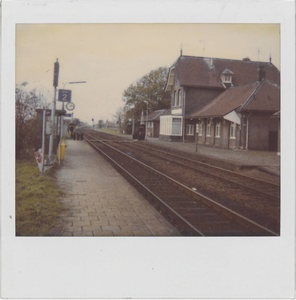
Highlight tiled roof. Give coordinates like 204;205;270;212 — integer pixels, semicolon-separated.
242;80;280;112
172;55;280;88
187;81;260;119
147;109;170;121
175;57;222;88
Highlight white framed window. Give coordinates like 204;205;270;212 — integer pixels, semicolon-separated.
172;118;182;134
215;122;221;138
223;75;232;82
206;119;211;137
198;122;203;136
160;116;182;136
174;90;178;107
186;124;194;136
178;89;182;106
230;122;236;139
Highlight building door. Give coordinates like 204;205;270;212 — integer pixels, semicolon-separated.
269;131;278;152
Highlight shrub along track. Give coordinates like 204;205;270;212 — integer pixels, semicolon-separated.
79;128;279;236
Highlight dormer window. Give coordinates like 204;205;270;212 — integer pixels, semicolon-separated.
223;75;232;83
222;69;234;87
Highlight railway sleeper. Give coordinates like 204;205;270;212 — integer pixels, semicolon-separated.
84;131;278;237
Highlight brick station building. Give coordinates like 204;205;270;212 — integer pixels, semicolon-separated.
160;54;280;151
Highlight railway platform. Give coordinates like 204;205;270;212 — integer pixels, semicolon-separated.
52;139;181;237
138;136;280;177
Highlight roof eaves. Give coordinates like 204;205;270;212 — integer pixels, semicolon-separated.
187;104;243;120
147;109;168;121
240;81;262;110
242;108;280;113
170;55;182;68
164;67;176;92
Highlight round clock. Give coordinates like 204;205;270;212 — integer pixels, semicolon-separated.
66;102;75;111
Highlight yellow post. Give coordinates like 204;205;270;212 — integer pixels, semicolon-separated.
57;142;66;160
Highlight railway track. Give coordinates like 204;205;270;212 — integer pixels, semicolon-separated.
79;128;279;236
128;143;280;200
81;128;280;200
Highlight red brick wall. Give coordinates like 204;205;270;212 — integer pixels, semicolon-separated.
184;119;196;142
248;113;278;150
196;119;242;149
185;88;223;115
214;121;229;148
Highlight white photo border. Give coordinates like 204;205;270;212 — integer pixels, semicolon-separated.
1;0;295;299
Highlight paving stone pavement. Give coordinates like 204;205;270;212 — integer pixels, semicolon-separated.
108;133;280;176
53;139;181;237
145;136;280;176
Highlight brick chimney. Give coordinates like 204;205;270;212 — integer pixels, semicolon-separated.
258;65;266;82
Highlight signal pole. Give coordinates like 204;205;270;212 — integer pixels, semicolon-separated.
48;58;59;162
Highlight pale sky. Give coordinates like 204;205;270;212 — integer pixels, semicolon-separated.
16;23;280;124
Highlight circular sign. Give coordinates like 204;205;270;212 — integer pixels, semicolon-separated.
66;102;75;111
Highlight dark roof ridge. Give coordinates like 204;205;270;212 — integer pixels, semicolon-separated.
178;54;275;67
229;80;260;89
241;80;264;110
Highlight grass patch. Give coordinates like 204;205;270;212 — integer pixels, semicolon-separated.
15;158;65;236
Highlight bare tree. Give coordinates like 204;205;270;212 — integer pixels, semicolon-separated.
15;82;49;158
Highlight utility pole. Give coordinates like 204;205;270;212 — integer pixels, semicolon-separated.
41;110;46;175
144;100;148;140
48;58;59;162
132;109;135;137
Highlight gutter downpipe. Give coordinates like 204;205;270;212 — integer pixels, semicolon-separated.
238;123;241;149
228;121;231;149
182;87;186;143
213;119;216;147
246;112;252;150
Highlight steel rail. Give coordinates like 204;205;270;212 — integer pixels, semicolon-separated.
116;141;280;201
143;143;280;187
83;133;204;236
88;129;279;199
82;130;278;236
87;129;279;188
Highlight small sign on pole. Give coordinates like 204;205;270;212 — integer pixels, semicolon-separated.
58;89;72;102
66;102;75;111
